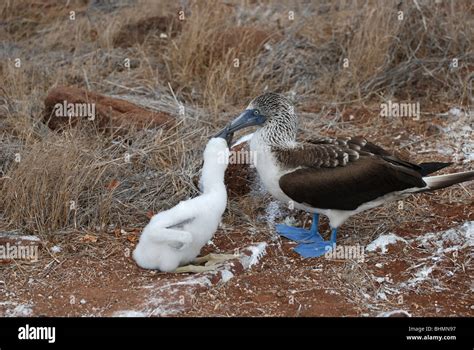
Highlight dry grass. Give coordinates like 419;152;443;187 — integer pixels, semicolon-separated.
162;1;273;113
1;120;210;234
0;0;473;236
289;0;474;104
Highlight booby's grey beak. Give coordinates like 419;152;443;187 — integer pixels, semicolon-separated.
227;109;267;134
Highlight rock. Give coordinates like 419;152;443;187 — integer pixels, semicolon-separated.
43;86;174;131
113;15;182;48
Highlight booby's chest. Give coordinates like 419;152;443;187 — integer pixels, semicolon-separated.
249;135;294;204
249;134;333;217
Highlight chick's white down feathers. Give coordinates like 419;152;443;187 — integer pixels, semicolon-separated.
133;138;229;271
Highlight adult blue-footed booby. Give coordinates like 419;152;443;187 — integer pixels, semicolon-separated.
220;92;474;258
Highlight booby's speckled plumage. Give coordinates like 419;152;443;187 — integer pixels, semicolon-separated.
222;92;474;258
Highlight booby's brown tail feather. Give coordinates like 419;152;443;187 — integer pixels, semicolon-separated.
418;162;452;176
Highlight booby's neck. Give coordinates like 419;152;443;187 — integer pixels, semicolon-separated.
199;138;229;194
200;163;226;194
257;117;298;148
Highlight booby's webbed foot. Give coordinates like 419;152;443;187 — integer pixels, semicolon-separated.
193;253;239;266
276;225;324;243
294;241;334;258
276;213;323;243
174;253;240;274
293;228;338;258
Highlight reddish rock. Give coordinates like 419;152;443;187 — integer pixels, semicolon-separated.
43;86;174;131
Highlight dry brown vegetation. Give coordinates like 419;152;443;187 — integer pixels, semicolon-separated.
0;0;472;317
1;0;472;235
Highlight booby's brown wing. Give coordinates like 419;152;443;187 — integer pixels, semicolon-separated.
304;136;424;172
276;137;427;211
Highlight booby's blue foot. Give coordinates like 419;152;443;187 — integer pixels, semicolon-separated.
276;213;323;243
293;228;338;258
276;225;324;243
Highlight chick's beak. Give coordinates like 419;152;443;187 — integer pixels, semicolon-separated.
212;124;233;145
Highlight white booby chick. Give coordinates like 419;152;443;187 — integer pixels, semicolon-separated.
133;136;233;272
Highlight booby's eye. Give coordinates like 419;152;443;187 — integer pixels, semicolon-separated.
253;110;259;115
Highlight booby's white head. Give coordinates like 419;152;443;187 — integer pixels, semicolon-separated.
224;92;298;146
200;137;229;193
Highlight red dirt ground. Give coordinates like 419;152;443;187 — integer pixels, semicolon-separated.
1;198;472;317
